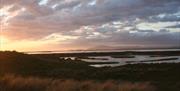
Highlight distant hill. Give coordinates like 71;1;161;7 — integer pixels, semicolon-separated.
88;45;180;51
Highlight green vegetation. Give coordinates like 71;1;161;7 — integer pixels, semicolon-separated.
0;51;180;91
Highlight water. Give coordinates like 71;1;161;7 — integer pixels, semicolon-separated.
27;49;180;67
82;55;180;67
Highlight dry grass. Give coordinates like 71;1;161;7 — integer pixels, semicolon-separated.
0;74;155;91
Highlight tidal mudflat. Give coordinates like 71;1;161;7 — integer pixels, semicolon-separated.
50;50;180;67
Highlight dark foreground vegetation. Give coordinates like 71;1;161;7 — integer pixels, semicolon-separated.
0;75;154;91
0;51;180;91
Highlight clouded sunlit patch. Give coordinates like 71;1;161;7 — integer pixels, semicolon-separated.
43;33;79;42
39;0;49;6
0;5;26;26
88;0;96;6
0;5;14;26
136;22;179;31
0;5;13;16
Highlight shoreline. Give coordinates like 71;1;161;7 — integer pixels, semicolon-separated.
25;48;180;54
31;50;180;57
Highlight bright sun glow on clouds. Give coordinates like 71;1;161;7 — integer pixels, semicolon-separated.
0;5;26;26
136;22;180;32
0;34;79;51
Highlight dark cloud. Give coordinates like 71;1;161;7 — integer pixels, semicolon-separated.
137;30;155;32
150;14;180;22
73;30;180;48
166;24;180;28
54;0;81;10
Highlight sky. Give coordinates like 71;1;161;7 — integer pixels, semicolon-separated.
0;0;180;51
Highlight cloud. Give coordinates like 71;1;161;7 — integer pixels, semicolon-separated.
0;0;180;50
137;30;155;33
66;25;180;48
166;24;180;28
149;13;180;22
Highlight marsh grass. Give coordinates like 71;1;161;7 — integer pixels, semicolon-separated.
0;75;155;91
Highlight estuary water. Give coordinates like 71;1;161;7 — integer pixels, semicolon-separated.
82;55;180;67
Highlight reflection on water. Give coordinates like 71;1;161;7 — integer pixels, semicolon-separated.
81;55;180;67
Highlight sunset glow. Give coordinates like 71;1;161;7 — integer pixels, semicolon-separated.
0;1;180;91
0;36;8;49
0;0;179;52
